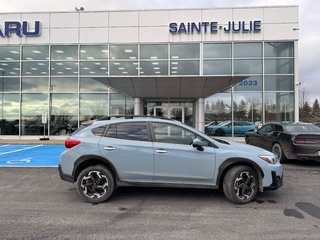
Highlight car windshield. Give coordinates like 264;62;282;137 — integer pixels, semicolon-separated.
218;121;230;126
284;124;320;132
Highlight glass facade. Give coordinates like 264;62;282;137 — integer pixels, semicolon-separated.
0;41;295;136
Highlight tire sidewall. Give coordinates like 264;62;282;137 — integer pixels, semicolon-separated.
76;165;115;204
272;143;286;163
223;166;259;204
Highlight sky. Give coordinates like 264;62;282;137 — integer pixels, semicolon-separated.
0;0;319;103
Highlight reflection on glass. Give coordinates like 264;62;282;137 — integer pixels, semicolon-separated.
265;92;294;122
22;77;48;92
80;77;107;92
203;43;231;58
140;44;168;59
234;60;262;74
0;77;20;92
80;61;108;75
21;93;48;135
50;93;78;135
203;60;231;75
51;62;78;75
110;61;138;76
51;77;78;92
80;94;108;121
233;76;262;91
170;44;200;59
264;42;294;58
140;61;168;75
0;93;19;135
22;61;49;76
22;46;49;60
264;59;294;74
109;45;138;60
0;62;20;76
234;43;262;58
80;45;108;60
170;60;199;75
233;92;262;123
0;46;20;60
264;75;294;91
51;45;78;60
110;93;133;115
205;93;231;124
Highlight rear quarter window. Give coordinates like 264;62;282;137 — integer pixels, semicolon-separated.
91;126;107;136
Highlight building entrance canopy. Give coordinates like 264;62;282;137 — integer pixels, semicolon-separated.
100;76;246;98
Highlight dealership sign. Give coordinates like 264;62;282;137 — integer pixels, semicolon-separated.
0;21;41;37
169;20;261;33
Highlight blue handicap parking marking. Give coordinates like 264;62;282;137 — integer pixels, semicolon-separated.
0;144;65;167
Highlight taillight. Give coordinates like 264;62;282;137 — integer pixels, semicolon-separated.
294;139;316;144
65;139;81;149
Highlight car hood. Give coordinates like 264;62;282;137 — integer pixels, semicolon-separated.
216;139;274;155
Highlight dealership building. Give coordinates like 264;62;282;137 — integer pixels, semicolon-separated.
0;5;298;136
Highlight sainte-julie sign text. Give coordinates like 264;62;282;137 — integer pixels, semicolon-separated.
169;20;261;33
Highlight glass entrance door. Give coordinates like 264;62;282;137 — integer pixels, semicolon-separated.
154;106;185;123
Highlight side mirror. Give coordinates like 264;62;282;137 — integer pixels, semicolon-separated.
192;138;208;151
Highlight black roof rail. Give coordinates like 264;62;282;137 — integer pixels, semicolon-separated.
97;115;175;121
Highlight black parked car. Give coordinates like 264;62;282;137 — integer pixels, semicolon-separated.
245;122;320;163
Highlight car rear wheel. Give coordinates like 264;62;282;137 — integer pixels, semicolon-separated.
272;143;287;163
215;128;225;136
77;165;115;204
223;166;258;204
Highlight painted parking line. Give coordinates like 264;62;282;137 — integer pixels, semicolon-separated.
0;144;43;156
0;144;65;167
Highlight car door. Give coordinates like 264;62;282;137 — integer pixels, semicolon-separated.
254;124;274;150
98;122;154;182
151;122;216;185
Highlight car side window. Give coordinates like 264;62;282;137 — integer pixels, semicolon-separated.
152;122;197;145
258;124;273;134
104;122;149;141
274;124;284;132
91;125;107;136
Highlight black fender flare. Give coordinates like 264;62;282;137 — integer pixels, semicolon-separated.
72;155;119;183
217;158;264;191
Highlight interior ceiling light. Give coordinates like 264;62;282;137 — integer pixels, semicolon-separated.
153;67;160;70
5;58;13;60
172;67;178;69
55;50;64;54
129;56;136;59
101;49;108;53
100;67;107;70
152;62;159;65
172;71;177;74
9;50;19;54
150;56;158;59
1;63;8;66
155;71;161;74
94;62;101;65
118;67;125;70
57;72;63;74
171;56;179;59
66;57;74;60
65;67;72;70
124;49;133;53
41;72;47;74
132;62;138;65
80;50;87;53
86;57;95;60
30;68;38;70
37;63;45;66
89;71;95;74
113;62;120;65
122;71;128;74
32;50;42;54
171;62;178;65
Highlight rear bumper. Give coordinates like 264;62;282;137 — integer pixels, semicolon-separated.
58;164;74;183
264;171;283;191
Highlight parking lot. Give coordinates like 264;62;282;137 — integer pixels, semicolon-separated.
0;143;319;240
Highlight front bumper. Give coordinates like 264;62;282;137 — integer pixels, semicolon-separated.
264;171;283;191
58;164;74;183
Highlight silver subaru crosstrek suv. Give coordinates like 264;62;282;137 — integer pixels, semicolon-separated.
59;116;283;204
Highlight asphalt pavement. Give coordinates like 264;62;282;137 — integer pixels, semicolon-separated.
0;161;319;240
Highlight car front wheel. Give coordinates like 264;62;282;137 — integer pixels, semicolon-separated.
223;166;259;204
272;143;287;163
76;165;115;204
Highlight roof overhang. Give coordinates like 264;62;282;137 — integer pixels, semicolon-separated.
97;76;247;98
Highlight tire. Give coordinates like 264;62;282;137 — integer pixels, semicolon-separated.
245;136;251;144
215;128;225;136
223;166;259;204
76;165;115;204
272;143;287;163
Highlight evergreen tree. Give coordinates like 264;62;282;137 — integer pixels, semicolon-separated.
301;101;312;122
312;99;320;118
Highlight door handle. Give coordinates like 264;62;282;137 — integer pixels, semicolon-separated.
156;149;168;154
104;146;115;151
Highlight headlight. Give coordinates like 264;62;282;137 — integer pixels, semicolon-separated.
259;154;277;164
